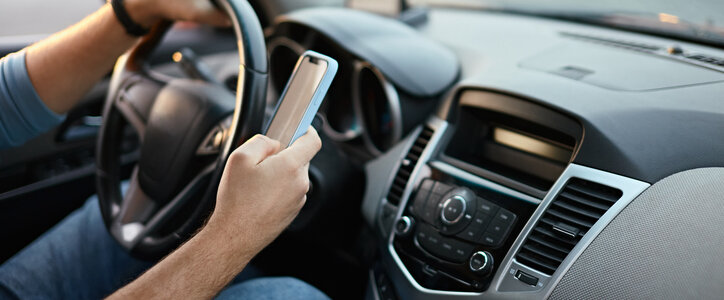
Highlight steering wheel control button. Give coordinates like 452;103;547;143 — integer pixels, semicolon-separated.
515;270;539;286
469;251;494;275
395;216;414;237
440;196;466;225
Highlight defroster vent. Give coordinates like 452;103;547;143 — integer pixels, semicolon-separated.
385;126;434;205
515;178;623;275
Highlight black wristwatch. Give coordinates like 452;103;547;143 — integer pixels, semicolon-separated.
110;0;150;37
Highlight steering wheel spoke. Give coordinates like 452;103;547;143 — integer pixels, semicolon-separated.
112;163;216;249
97;0;268;258
111;74;165;141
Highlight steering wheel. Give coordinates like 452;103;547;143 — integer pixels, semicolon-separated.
96;0;267;259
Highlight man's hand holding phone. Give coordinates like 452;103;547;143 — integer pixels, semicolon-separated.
208;129;322;257
205;50;336;266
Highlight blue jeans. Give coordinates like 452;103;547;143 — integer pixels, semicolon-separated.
0;197;328;300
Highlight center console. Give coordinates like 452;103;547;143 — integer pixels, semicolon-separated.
362;88;650;299
393;176;532;292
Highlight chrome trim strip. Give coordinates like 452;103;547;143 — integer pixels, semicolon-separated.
368;270;382;300
429;161;542;205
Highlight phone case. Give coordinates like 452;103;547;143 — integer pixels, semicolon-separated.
266;50;338;147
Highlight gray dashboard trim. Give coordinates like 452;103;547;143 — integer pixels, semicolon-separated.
278;7;460;97
381;118;650;299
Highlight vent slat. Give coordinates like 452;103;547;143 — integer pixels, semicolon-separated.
551;201;603;219
521;244;565;263
516;252;558;274
532;227;578;247
558;191;610;211
410;145;425;154
546;209;595;229
517;178;622;275
393;177;408;187
565;179;622;203
528;234;571;254
384;126;434;205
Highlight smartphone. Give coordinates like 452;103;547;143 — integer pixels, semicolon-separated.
264;51;338;148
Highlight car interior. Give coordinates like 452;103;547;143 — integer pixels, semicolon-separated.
2;0;724;299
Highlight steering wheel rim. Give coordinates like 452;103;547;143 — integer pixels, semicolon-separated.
96;0;268;259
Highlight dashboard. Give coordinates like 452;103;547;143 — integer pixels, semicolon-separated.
2;2;722;298
346;6;724;300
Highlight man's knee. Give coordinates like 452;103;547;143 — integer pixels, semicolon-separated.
216;277;329;300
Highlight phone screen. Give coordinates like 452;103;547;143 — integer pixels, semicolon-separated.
265;56;329;148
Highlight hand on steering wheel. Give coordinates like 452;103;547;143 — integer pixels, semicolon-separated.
97;0;273;259
123;0;232;28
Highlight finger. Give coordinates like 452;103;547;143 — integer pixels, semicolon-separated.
198;10;232;27
301;163;311;193
191;0;232;27
231;135;280;166
277;128;322;167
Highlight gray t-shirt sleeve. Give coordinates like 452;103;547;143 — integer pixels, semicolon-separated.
0;50;65;149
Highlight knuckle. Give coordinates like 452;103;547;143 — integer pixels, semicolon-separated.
313;136;322;151
228;149;249;165
255;134;271;143
295;175;309;193
268;138;281;150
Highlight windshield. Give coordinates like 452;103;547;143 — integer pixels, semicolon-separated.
410;0;724;47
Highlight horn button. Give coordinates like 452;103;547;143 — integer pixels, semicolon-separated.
137;79;234;202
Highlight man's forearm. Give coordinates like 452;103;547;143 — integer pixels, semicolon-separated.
25;1;155;115
107;221;256;299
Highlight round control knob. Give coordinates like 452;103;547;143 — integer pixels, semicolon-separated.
395;216;414;237
469;251;494;275
440;195;466;225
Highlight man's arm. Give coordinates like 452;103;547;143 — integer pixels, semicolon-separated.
25;0;229;115
108;129;322;299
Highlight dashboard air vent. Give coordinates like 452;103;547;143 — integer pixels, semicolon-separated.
386;126;434;205
515;178;623;275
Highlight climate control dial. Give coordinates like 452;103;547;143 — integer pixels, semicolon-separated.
440;196;466;225
437;187;477;235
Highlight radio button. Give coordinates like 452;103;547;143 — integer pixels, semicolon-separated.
456;211;492;242
478;198;499;215
493;208;516;227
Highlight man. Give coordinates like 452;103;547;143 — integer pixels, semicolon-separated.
0;0;328;299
